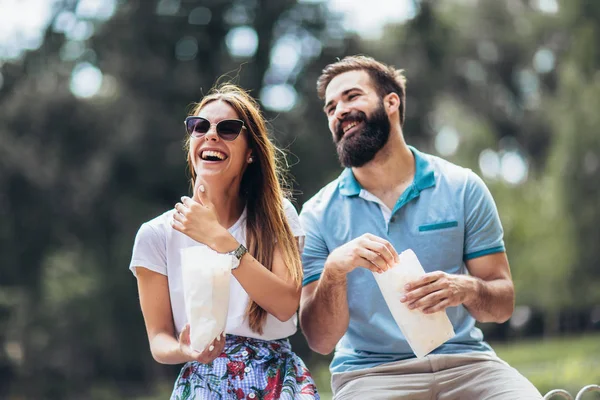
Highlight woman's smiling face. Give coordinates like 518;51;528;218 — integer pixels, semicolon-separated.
188;100;252;185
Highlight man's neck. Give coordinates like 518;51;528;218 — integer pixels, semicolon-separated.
351;130;415;210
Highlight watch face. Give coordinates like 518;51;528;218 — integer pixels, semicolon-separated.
234;244;247;260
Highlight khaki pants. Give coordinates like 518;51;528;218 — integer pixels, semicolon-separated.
332;352;542;400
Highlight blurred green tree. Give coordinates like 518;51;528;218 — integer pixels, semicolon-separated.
339;0;600;337
0;0;344;398
1;0;599;398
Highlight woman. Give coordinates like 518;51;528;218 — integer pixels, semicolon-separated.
129;84;319;399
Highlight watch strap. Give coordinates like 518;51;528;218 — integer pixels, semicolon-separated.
229;244;247;270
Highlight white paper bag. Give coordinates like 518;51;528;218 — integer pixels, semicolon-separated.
181;245;232;352
373;249;455;357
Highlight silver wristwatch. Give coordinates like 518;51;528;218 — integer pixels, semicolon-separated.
228;244;247;270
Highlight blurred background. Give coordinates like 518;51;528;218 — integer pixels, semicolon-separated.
1;0;599;398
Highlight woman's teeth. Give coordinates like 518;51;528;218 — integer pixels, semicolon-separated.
201;150;227;161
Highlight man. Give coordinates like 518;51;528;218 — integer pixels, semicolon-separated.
299;56;542;399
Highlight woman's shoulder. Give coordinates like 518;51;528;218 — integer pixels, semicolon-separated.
280;197;304;237
281;197;299;214
137;209;175;237
281;197;302;222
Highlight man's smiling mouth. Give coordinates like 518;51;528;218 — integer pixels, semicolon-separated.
339;119;364;139
343;121;359;133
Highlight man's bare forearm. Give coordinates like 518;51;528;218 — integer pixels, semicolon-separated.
463;276;514;323
300;267;350;354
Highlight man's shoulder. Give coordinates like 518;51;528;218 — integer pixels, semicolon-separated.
420;150;476;187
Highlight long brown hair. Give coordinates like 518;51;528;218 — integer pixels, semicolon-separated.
184;84;302;334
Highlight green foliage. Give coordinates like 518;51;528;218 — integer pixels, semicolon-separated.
1;0;599;398
493;334;600;396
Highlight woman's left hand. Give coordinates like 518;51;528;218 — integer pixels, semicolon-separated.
172;181;226;247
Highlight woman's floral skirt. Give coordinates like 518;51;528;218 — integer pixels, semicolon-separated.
171;335;320;400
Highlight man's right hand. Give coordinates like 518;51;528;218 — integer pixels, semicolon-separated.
324;233;399;277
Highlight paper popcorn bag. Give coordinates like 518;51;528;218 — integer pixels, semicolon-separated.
373;249;455;357
181;245;231;352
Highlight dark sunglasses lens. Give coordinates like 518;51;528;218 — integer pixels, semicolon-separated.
187;118;210;136
217;120;243;140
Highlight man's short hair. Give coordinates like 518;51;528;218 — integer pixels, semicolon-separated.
317;55;407;126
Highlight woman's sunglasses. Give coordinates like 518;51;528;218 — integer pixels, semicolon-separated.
184;116;246;141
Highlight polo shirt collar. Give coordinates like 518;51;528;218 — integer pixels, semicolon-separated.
338;145;436;197
411;146;436;191
338;168;362;196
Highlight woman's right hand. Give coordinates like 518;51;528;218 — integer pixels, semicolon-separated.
178;324;226;364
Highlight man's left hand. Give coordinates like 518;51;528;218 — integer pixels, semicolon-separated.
400;271;476;314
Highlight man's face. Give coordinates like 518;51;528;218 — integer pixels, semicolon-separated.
323;70;391;168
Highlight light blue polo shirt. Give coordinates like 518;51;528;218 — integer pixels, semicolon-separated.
299;146;505;374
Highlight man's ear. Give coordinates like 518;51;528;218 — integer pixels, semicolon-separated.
384;92;400;114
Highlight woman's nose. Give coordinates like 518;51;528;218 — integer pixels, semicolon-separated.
204;125;219;141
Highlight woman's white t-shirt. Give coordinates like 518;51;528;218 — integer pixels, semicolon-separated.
129;198;304;341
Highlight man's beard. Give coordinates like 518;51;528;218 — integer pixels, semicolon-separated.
334;102;390;168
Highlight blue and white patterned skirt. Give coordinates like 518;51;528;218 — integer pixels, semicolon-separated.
171;335;320;400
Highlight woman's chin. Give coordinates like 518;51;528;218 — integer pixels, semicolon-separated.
195;169;234;185
195;163;225;176
195;170;221;180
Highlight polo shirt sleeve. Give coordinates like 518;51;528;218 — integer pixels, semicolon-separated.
129;221;168;277
463;171;505;260
299;206;330;286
